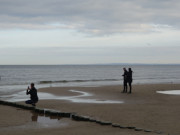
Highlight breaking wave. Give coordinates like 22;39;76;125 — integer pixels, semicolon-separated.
39;79;120;84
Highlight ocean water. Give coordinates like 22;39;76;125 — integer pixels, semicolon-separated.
0;65;180;98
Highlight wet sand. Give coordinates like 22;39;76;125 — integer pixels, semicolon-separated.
1;83;180;135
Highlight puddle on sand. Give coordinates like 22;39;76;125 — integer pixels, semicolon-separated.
0;110;69;131
157;90;180;95
30;111;65;128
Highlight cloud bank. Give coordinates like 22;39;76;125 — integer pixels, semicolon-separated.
1;0;180;35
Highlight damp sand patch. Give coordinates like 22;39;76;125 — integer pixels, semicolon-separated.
3;90;124;104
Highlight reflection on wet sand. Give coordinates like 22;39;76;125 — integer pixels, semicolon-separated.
31;112;38;121
31;111;62;126
0;109;69;131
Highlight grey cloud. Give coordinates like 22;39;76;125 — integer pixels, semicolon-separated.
0;0;180;35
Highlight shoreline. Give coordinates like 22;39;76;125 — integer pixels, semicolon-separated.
1;83;180;135
3;82;180;102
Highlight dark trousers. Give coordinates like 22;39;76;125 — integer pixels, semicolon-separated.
123;80;127;92
128;81;132;93
25;100;37;106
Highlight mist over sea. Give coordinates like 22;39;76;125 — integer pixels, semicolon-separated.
0;64;180;97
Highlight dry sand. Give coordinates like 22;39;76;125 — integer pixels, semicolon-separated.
1;83;180;135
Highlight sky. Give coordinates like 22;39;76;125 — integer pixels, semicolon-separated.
0;0;180;65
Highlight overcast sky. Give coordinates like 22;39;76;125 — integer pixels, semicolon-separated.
0;0;180;65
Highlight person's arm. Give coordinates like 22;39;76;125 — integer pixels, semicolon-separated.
26;86;30;95
122;72;125;76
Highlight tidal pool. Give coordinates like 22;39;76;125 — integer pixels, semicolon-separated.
157;90;180;95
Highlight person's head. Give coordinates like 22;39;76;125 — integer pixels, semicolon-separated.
128;68;132;72
31;83;35;88
123;68;127;71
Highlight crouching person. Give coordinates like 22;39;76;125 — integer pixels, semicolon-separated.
25;83;38;106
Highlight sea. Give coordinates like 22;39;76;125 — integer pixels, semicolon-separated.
0;65;180;101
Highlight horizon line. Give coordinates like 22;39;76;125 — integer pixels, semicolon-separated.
0;63;180;66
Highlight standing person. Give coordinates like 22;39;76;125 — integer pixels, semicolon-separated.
127;68;133;93
122;68;128;93
25;83;38;106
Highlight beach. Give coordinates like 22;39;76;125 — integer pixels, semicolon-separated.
1;83;180;135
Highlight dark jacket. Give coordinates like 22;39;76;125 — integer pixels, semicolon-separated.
127;71;133;83
122;70;128;81
27;87;38;102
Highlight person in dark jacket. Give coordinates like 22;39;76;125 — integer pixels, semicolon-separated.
122;68;128;93
127;68;133;93
25;83;38;106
